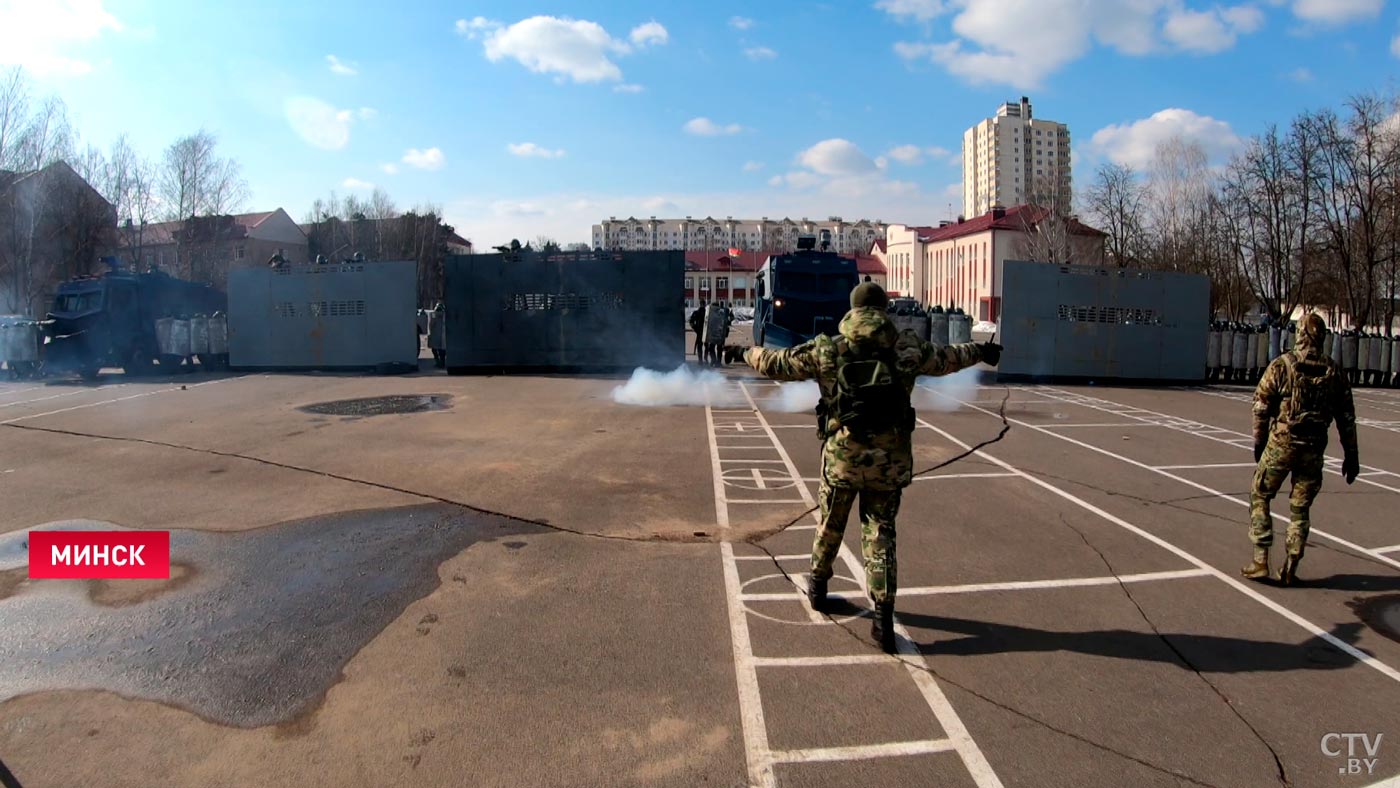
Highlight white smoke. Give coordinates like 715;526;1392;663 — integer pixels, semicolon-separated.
912;368;982;412
611;366;745;407
765;381;820;413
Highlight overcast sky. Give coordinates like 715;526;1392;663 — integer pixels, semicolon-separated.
3;0;1398;245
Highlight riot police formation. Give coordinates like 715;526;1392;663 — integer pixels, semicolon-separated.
1208;320;1396;388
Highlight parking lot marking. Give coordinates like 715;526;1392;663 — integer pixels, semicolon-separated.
1040;422;1163;429
769;739;957;764
709;384;1005;787
1375;544;1400;554
741;568;1210;601
1036;386;1400;498
752;655;890;667
0;383;130;410
1152;463;1258;470
0;376;248;426
921;404;1400;685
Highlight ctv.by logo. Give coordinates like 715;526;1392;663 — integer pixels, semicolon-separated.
1321;733;1383;776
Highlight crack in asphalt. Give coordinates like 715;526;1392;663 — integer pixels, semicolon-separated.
1053;513;1291;787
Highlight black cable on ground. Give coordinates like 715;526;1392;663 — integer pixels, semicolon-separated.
0;756;23;788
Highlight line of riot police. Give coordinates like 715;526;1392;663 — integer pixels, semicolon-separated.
1206;320;1398;387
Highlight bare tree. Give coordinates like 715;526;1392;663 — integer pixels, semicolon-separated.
1083;162;1147;267
1146;136;1213;275
158;130;247;220
1016;172;1076;264
1305;95;1400;330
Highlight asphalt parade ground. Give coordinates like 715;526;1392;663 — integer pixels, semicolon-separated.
1;354;1399;787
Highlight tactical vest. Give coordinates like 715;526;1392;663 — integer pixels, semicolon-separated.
1277;351;1336;442
816;339;911;440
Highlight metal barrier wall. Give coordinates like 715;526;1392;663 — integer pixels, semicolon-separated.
444;251;683;371
998;260;1209;381
228;261;418;370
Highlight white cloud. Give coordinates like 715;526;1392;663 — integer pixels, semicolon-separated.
326;54;357;76
0;0;124;76
1088;108;1243;168
380;163;399;175
798;139;879;176
357;107;377;120
508;142;566;159
342;177;374;190
476;15;663;83
744;46;778;60
455;16;499;40
1393;32;1400;58
1163;5;1263;53
1287;66;1314;82
729;16;755;30
642;196;680;212
1292;0;1382;25
402;147;446;170
284;96;353;150
886;144;929;164
613;83;645;93
685;117;744;136
893;0;1268;89
875;0;948;23
742;161;764;172
629;21;669;48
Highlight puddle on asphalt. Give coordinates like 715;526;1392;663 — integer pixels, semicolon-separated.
0;504;528;727
299;394;452;417
1352;594;1400;644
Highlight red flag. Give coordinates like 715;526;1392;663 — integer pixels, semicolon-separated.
728;248;742;257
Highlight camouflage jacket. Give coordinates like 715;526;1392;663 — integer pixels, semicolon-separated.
746;306;985;489
1252;344;1357;455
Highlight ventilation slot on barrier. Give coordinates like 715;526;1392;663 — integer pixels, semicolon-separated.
1057;305;1161;325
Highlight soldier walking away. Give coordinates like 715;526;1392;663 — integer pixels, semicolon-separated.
689;301;707;360
1243;314;1359;585
427;302;447;368
743;283;1001;652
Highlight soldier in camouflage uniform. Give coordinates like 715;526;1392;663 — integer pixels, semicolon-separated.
1244;313;1360;585
744;283;1000;651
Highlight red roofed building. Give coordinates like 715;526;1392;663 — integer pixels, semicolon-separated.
885;204;1106;323
115;208;308;285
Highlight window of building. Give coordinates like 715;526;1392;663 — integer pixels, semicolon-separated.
684;277;693;289
235;245;246;260
715;277;729;290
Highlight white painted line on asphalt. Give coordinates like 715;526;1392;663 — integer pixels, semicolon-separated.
726;499;809;505
769;739;957;764
0;384;129;410
919;406;1400;685
912;472;1019;481
1152;463;1258;470
1040;422;1162;429
1375;544;1400;554
1040;387;1400;495
1361;772;1400;787
720;540;776;788
0;376;247;426
741;569;1210;601
753;655;890;667
732;554;812;562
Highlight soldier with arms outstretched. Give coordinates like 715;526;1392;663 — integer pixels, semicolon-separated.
744;283;1000;651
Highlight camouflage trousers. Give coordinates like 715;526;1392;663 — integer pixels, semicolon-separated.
1250;440;1325;554
812;477;902;605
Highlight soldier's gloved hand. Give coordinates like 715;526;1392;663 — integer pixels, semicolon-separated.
1253;441;1265;464
744;347;763;367
979;341;1002;366
1343;453;1360;485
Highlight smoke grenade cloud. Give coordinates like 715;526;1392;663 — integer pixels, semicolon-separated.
764;381;820;413
611;366;745;407
912;368;982;412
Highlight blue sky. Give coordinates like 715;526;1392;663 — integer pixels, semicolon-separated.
3;0;1399;246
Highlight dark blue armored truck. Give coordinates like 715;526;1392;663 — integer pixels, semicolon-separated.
43;261;226;379
751;231;860;349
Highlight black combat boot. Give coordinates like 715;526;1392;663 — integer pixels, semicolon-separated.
1241;546;1270;580
807;576;828;612
871;602;896;653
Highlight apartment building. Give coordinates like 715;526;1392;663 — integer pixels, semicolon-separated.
962;97;1072;218
592;215;888;256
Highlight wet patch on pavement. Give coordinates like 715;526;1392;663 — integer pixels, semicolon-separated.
299;394;452;417
0;504;530;727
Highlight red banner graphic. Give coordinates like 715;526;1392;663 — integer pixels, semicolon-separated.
28;531;171;579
